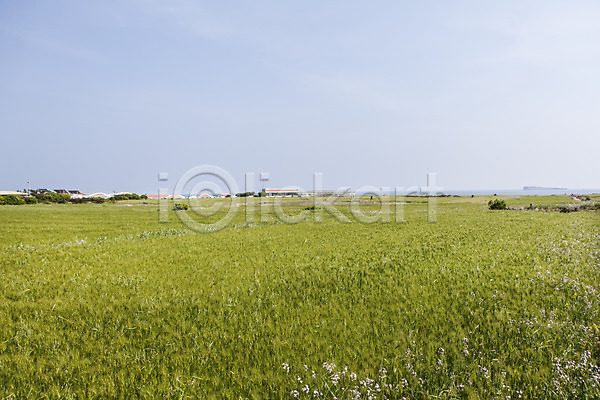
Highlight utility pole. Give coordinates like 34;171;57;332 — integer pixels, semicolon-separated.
27;181;30;196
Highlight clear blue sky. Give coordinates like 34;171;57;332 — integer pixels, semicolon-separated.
1;1;599;194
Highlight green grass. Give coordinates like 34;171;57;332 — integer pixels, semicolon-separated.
0;197;599;398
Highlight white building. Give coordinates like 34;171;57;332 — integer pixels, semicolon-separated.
88;192;111;199
0;191;27;196
265;188;299;197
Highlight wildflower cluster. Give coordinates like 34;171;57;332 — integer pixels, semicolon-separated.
284;362;393;399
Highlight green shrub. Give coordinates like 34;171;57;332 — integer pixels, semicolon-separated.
173;203;189;211
68;197;106;204
0;195;25;205
37;193;70;203
488;199;507;210
235;192;255;198
558;205;576;213
111;193;142;201
577;202;600;211
24;197;38;204
304;205;321;211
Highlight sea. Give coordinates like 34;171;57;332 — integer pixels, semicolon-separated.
370;188;600;196
440;189;600;196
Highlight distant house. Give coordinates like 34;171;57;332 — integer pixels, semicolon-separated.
265;188;299;197
145;194;184;200
146;194;169;200
88;192;111;199
66;190;86;199
188;193;214;199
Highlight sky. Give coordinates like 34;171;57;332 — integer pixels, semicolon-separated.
1;0;599;194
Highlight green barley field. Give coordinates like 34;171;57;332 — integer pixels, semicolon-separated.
1;196;599;399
